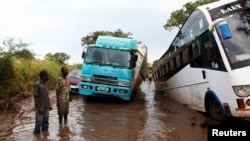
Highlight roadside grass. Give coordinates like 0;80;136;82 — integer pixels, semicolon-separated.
0;58;81;111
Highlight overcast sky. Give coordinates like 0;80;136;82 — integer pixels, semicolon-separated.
0;0;192;64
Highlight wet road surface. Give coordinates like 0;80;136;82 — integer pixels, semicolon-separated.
0;81;249;141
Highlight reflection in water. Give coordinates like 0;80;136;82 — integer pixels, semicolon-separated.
137;81;175;141
79;91;146;141
2;81;211;141
5;95;86;141
57;125;72;141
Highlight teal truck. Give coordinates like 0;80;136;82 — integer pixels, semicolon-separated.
79;36;147;101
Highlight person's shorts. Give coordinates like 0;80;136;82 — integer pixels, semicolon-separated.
58;102;69;115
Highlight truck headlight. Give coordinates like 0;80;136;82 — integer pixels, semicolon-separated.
233;85;250;97
81;76;92;82
118;82;131;87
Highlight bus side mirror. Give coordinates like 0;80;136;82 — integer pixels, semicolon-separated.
209;18;232;40
218;21;232;40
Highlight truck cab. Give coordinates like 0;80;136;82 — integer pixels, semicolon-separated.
79;36;146;101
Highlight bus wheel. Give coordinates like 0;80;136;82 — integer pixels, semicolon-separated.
208;96;225;121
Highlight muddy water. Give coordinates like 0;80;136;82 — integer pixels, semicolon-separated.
1;81;219;141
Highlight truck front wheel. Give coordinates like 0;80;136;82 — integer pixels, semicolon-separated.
83;96;91;102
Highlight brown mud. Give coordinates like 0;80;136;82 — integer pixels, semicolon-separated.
0;90;56;136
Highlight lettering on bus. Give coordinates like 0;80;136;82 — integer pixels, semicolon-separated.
190;29;193;38
220;4;242;14
209;1;245;20
189;19;204;39
171;10;208;51
190;19;204;38
199;19;203;29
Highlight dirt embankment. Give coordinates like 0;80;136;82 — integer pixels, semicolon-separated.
0;90;56;133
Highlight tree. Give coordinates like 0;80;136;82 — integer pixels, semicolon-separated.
147;63;153;74
163;0;219;31
14;48;35;60
0;37;35;111
0;54;16;111
44;52;70;64
1;37;35;59
81;29;133;46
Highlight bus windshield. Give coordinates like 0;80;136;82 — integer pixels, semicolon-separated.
220;11;250;69
84;47;131;68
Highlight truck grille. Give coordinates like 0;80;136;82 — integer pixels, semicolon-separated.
92;75;118;85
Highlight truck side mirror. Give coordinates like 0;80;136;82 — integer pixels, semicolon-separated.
130;52;138;68
131;54;138;62
82;51;86;59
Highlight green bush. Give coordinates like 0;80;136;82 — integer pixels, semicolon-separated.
13;59;78;92
0;56;16;111
0;57;80;111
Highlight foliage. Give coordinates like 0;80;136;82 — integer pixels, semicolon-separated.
68;63;82;70
0;38;77;111
16;59;80;91
0;37;34;110
0;56;16;110
81;29;133;46
150;60;158;75
163;0;219;31
147;63;153;74
44;52;71;64
152;60;159;67
1;37;35;59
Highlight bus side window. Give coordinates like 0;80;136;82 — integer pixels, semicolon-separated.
176;52;184;67
201;32;226;70
161;66;165;77
204;41;214;67
183;48;189;63
192;40;201;58
190;40;204;67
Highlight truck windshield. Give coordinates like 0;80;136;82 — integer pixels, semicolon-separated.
220;11;250;69
84;47;131;68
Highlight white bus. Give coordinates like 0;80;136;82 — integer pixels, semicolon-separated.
153;0;250;121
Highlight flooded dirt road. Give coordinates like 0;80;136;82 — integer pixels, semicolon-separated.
0;81;248;141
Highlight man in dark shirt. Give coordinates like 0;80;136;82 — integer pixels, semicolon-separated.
33;70;52;135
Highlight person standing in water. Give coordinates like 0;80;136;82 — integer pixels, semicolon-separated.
33;70;52;135
56;67;71;125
